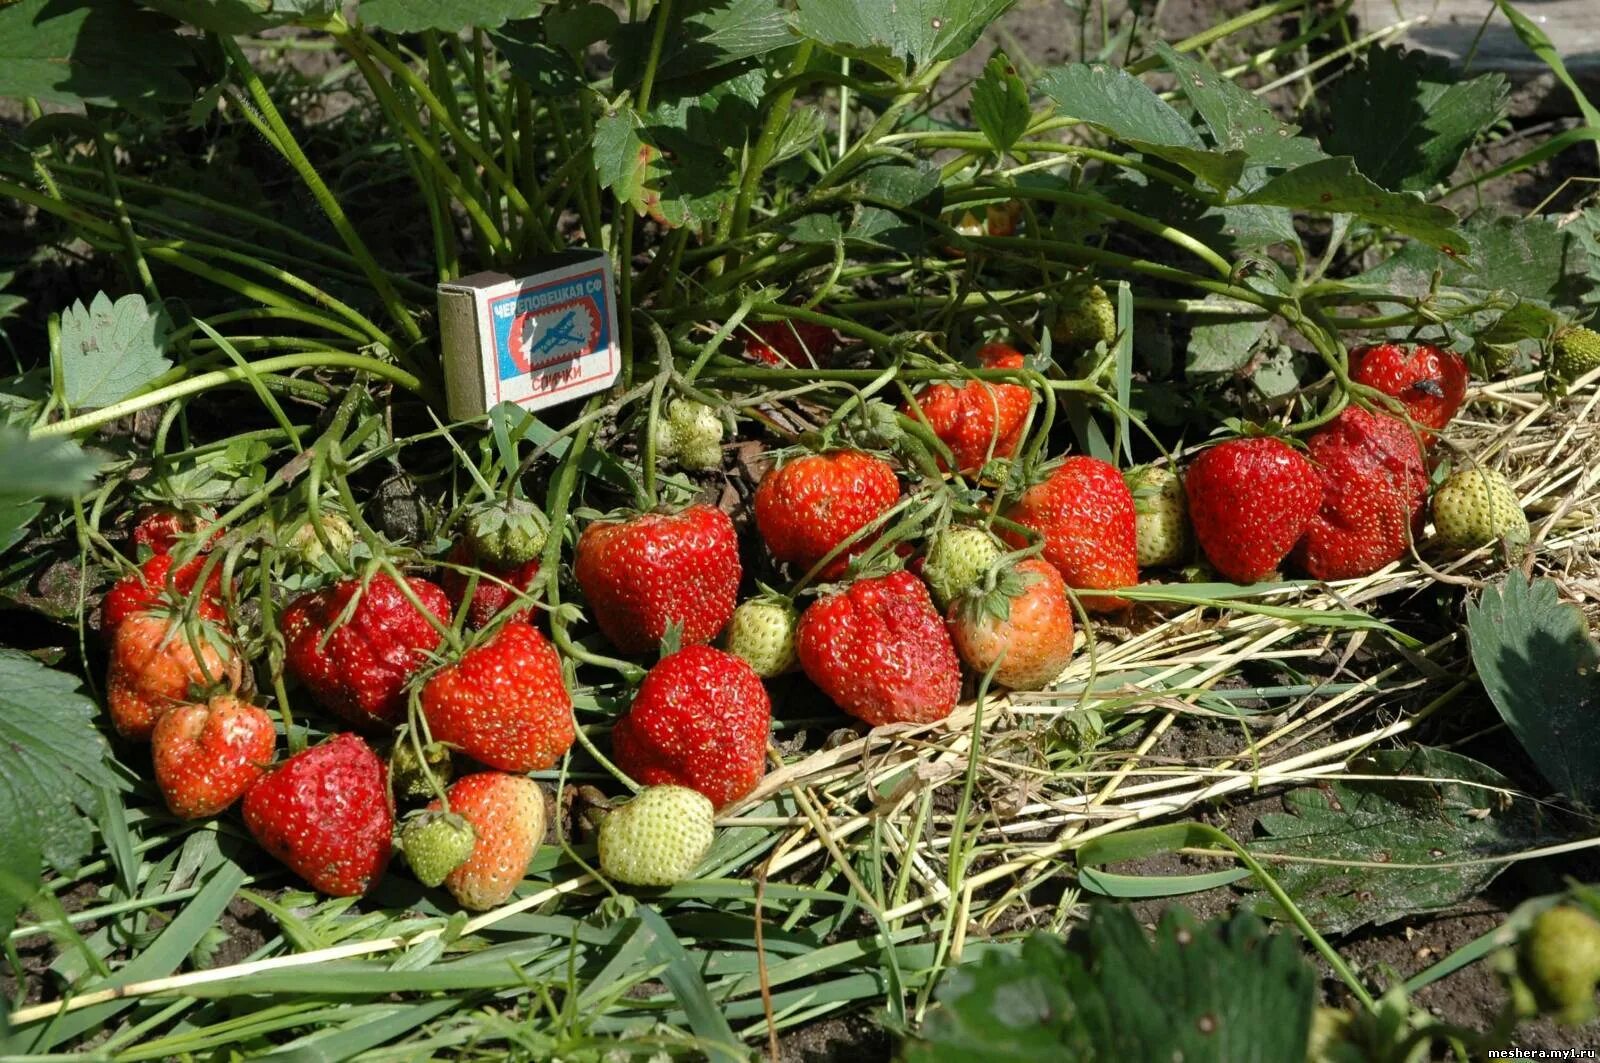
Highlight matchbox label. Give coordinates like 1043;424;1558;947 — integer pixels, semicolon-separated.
440;251;620;419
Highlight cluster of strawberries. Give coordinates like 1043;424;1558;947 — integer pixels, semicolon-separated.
98;328;1490;907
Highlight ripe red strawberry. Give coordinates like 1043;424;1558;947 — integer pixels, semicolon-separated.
1293;407;1427;580
103;553;225;631
612;645;771;809
755;450;900;578
107;612;242;741
429;772;546;910
742;316;838;367
947;558;1076;691
795;571;962;727
1001;456;1138;612
242;733;393;896
151;694;275;819
441;542;541;629
1349;342;1469;440
421;621;574;773
131;508;217;557
906;344;1033;474
1184;437;1322;584
574;504;740;654
281;573;451;730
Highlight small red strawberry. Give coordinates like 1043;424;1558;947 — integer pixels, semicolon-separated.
742;316;838;368
430;772;546;910
131;508;217;557
441;542;541;629
1349;342;1469;440
103;553;226;631
796;571;962;727
151;694;275;819
947;558;1076;691
242;733;393;896
574;504;740;654
906;344;1033;474
107;612;243;741
755;450;900;578
421;621;575;773
1001;456;1138;612
1293;407;1427;580
281;573;451;730
1185;437;1322;584
612;645;771;809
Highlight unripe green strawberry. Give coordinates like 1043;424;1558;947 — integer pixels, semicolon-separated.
1123;465;1188;568
287;511;355;568
1432;467;1528;549
1552;325;1600;382
390;739;454;801
400;810;476;888
464;498;548;568
722;596;798;678
1051;284;1115;351
921;526;1002;608
1521;905;1600;1024
655;399;724;471
597;785;714;887
1479;342;1518;376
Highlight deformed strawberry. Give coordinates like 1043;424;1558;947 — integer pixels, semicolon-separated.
1349;342;1468;440
421;621;574;773
796;571;962;727
281;573;451;730
612;645;771;809
103;553;225;631
906;344;1033;475
107;612;242;741
1293;407;1428;580
242;733;393;896
151;694;275;819
575;504;740;654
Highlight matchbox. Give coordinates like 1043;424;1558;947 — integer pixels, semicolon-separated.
438;250;620;420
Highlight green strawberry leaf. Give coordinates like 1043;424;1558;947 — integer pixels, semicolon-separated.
55;292;172;412
906;906;1315;1061
0;0;192;110
792;0;1015;78
970;53;1032;156
1234;156;1468;253
1153;42;1324;168
1249;747;1552;935
0;650;117;936
0;427;99;501
1039;62;1248;191
356;0;551;33
1467;573;1600;806
1322;46;1509;194
138;0;335;33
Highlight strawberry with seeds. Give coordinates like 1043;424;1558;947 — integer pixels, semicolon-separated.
441;542;541;629
1185;437;1322;584
598;785;715;887
103;552;226;631
107;612;243;741
1349;342;1468;441
905;343;1034;475
242;733;393;896
421;620;575;773
948;558;1076;691
796;571;961;726
281;573;451;730
575;504;740;654
1001;456;1138;612
429;772;545;910
1293;407;1428;580
152;694;275;819
742;317;838;368
612;645;771;809
755;450;899;578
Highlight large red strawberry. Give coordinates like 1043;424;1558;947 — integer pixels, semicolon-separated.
574;504;740;654
742;316;838;368
430;772;546;911
947;558;1076;691
107;612;243;741
1293;407;1428;580
1001;456;1138;612
795;571;962;727
1349;342;1468;440
755;450;900;578
441;542;541;629
612;645;771;809
906;343;1034;474
1185;437;1322;584
281;573;451;730
242;733;393;896
103;553;225;631
420;621;574;773
151;694;276;819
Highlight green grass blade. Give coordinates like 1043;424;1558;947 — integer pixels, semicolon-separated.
634;904;744;1062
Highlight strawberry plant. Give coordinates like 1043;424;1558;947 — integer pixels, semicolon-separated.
1;0;1599;1056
